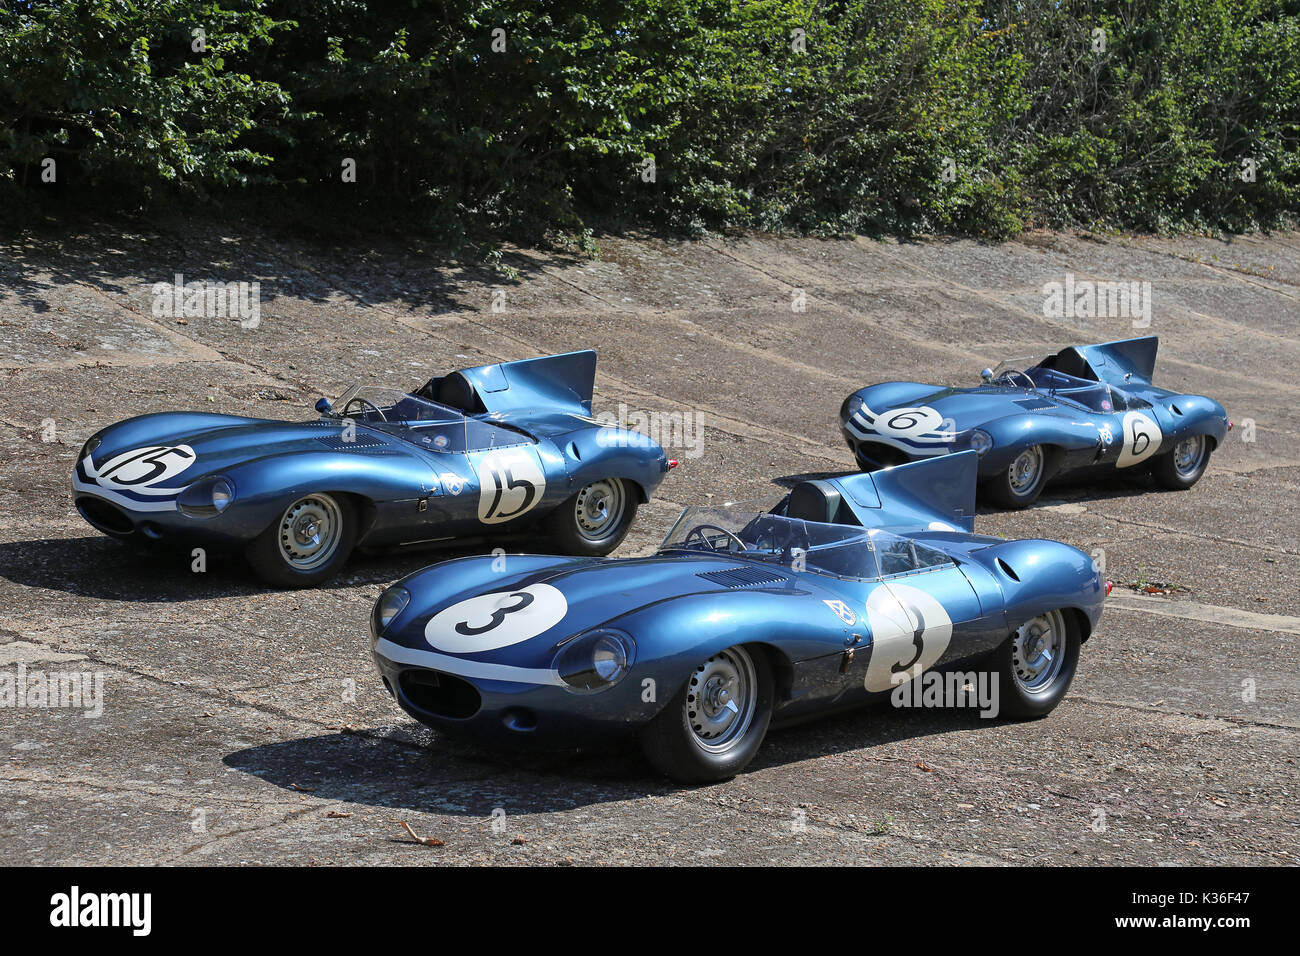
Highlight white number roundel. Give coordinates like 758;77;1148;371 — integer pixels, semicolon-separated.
474;449;547;524
863;583;954;692
94;444;197;494
1117;411;1163;468
424;584;567;654
877;405;945;440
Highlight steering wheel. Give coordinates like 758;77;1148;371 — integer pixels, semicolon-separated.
342;397;387;422
997;368;1037;390
684;524;748;553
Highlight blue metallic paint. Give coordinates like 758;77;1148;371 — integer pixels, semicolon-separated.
71;350;669;563
370;452;1105;747
840;336;1229;492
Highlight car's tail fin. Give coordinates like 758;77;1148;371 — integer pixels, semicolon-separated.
1054;335;1158;387
448;350;597;417
824;450;979;533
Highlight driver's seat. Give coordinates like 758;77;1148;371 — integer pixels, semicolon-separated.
785;480;849;525
431;372;485;414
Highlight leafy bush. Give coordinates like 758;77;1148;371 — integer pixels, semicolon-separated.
2;0;1297;238
0;0;288;197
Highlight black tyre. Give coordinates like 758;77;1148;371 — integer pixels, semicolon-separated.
983;444;1048;508
1151;434;1211;490
542;477;637;556
245;492;357;588
639;644;774;783
991;608;1081;718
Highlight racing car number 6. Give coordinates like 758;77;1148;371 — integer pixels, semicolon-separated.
1117;411;1163;468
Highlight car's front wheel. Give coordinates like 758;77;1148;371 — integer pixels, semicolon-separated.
543;477;638;556
983;444;1049;508
990;608;1080;718
639;644;774;783
245;492;357;588
1151;434;1211;490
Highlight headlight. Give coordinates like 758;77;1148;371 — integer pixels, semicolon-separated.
969;429;993;456
843;394;864;418
371;587;411;638
177;477;236;517
78;434;102;462
210;478;234;512
554;629;634;694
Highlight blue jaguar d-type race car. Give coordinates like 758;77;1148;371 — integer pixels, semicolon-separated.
840;336;1230;508
72;351;674;587
368;451;1106;782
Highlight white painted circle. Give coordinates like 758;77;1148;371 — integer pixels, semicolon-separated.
474;448;547;523
1117;411;1163;468
424;583;567;654
93;444;197;494
876;405;945;441
863;583;954;692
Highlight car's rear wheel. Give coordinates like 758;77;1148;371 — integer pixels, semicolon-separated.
990;608;1080;718
543;477;637;556
639;644;774;783
246;492;357;588
1151;434;1210;490
984;444;1048;508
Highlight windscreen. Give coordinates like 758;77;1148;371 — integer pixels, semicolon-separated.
659;507;880;579
330;385;530;451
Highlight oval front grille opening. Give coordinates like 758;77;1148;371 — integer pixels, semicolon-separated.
399;669;481;720
77;498;135;535
859;441;910;467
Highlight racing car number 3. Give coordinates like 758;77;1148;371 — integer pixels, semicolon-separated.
863;583;954;692
424;583;568;653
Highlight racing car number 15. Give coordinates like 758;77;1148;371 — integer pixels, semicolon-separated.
473;448;548;524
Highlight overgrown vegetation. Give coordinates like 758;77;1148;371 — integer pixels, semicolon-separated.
3;0;1297;241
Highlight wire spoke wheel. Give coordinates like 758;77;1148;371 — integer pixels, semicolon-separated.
1008;445;1044;495
1172;435;1206;479
1010;609;1068;694
684;646;758;753
278;494;344;571
573;478;626;542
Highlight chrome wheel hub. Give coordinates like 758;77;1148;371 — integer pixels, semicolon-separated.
279;494;343;571
686;646;757;753
1011;609;1067;693
1173;435;1206;477
574;479;625;542
1009;445;1043;494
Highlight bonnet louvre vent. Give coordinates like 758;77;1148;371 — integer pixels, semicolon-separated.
316;434;388;450
697;567;790;589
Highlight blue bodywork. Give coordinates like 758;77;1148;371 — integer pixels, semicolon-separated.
71;350;670;555
840;336;1229;485
370;451;1105;745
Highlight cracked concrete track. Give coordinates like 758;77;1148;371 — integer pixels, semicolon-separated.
1;221;1297;865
